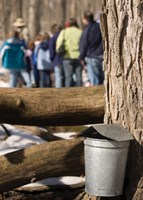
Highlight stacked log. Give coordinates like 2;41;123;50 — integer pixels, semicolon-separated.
0;138;84;193
0;86;104;126
0;86;104;194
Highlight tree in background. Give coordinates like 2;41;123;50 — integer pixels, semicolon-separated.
0;0;102;40
28;0;39;39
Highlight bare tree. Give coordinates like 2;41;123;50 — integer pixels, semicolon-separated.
28;0;40;39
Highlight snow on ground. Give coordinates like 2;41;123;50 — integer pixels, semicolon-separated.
0;80;9;87
0;125;77;156
0;67;10;87
0;124;46;155
53;132;76;139
0;67;8;74
18;176;85;191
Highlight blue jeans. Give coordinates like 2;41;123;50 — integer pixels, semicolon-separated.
9;69;32;87
39;70;51;87
33;64;40;87
54;65;64;88
86;56;104;85
63;59;82;87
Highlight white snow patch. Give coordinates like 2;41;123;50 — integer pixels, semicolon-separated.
0;124;46;155
53;132;76;140
19;176;85;189
0;80;9;87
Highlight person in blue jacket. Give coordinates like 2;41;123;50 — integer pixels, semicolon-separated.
36;33;52;88
0;30;31;87
79;11;104;86
49;24;64;88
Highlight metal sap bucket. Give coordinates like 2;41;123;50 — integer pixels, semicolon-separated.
79;124;134;197
84;138;130;197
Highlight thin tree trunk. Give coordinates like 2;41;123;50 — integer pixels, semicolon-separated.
0;138;84;193
28;0;39;39
0;86;104;126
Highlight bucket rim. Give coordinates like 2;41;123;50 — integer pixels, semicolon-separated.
85;137;110;142
84;137;130;148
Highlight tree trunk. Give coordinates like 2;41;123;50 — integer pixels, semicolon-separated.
100;0;143;199
28;0;40;39
0;138;84;193
0;86;104;126
0;0;23;39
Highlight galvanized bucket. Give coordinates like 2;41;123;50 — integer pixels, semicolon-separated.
84;137;130;197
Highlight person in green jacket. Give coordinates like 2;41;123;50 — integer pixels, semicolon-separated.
56;18;82;87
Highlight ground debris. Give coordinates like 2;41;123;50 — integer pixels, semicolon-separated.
3;189;86;200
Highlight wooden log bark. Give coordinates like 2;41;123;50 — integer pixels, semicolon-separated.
0;86;104;126
0;138;84;193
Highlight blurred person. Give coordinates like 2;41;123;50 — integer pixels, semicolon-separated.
49;24;64;88
56;17;82;87
79;11;104;85
36;33;52;88
32;34;42;87
26;41;36;86
0;30;31;87
13;18;29;42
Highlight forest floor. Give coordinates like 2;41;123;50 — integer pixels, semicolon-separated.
1;189;89;200
1;190;123;200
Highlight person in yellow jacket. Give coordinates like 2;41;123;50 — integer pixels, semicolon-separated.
56;18;82;87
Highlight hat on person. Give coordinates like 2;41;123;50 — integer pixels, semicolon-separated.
13;18;26;28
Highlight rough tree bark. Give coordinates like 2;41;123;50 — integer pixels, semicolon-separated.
100;0;143;200
0;86;104;126
0;138;84;193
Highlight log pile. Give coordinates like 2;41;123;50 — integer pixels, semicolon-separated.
0;86;104;194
